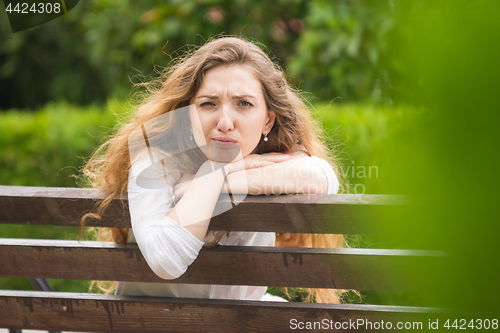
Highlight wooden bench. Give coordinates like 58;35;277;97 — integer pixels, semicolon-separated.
0;186;444;332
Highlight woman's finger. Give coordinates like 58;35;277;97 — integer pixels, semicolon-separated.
245;159;275;169
226;152;305;174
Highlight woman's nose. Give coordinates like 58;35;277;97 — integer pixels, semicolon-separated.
216;103;235;132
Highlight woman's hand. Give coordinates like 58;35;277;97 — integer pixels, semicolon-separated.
226;152;304;174
173;152;304;200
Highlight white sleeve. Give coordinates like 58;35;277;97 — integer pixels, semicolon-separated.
307;156;340;194
127;149;205;280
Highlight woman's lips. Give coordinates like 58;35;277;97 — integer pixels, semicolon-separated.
212;138;238;148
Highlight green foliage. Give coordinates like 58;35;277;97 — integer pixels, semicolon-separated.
287;1;395;103
379;0;500;318
0;3;111;109
0;99;418;193
0;100;129;293
0;0;395;109
0;100;128;187
313;102;422;194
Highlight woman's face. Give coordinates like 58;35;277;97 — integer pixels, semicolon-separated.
189;64;275;163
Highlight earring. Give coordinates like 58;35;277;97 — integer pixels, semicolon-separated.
189;128;194;141
263;129;268;142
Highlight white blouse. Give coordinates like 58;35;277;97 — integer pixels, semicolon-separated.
114;153;339;300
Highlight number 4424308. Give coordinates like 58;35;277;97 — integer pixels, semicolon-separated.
6;2;61;14
444;319;498;330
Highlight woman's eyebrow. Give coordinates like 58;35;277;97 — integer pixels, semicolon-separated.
233;94;257;99
197;94;257;99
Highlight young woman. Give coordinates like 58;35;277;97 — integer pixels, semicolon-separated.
82;35;345;303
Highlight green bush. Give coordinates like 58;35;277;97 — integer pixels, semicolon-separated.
0;99;419;192
313;101;422;194
0;0;395;109
0;100;128;187
0;100;129;292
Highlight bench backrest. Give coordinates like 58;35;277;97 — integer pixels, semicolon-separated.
0;186;442;332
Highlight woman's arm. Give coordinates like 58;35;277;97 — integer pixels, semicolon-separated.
173;153;339;198
167;160;230;242
169;155;296;241
223;157;329;195
130;150;300;280
223;145;339;195
127;154;227;280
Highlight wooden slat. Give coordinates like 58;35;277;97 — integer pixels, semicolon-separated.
0;238;443;290
0;290;443;333
0;185;408;234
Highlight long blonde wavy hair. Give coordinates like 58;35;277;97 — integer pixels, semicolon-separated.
81;35;348;303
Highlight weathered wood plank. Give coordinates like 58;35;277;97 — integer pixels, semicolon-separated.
0;239;443;290
0;186;408;234
0;290;443;333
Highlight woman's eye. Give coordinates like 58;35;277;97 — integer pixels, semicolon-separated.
239;100;253;107
200;102;215;107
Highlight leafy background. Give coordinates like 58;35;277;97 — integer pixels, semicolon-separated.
0;0;396;109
